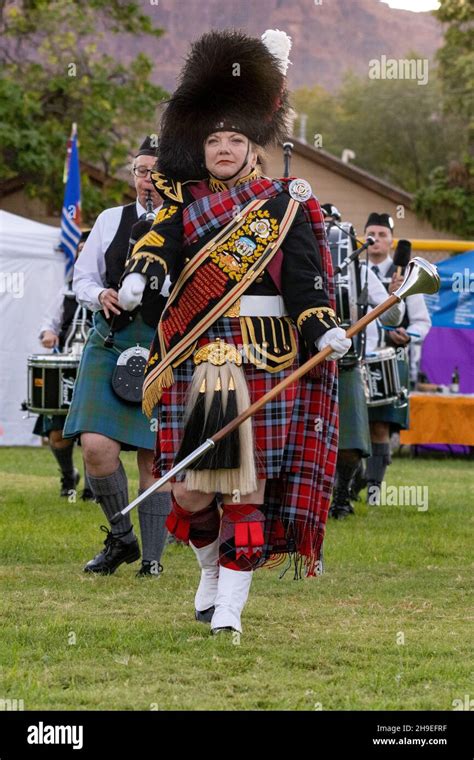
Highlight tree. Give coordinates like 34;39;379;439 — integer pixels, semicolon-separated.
293;63;466;194
436;0;474;154
0;1;167;222
414;158;474;239
413;0;474;237
291;85;343;154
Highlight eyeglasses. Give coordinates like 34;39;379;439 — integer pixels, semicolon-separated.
132;166;155;178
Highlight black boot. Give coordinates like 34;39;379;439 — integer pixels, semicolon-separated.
349;460;367;501
60;468;80;497
329;457;359;519
329;490;355;519
84;525;140;574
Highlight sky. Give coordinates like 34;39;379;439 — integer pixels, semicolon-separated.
380;0;440;11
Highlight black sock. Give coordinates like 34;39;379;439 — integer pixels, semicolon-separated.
366;443;391;484
50;443;74;477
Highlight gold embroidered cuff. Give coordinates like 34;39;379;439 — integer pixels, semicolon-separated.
297;306;338;332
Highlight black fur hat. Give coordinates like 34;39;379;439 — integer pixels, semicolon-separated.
157;29;290;181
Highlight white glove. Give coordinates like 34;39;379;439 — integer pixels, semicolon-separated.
316;327;351;360
118;273;147;311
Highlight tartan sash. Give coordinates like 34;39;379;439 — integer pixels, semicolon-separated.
142;192;300;415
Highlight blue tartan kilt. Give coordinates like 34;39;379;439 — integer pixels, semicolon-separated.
63;311;156;451
338;365;371;456
32;414;65;437
368;355;410;431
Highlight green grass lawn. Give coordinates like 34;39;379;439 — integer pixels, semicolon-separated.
0;446;472;711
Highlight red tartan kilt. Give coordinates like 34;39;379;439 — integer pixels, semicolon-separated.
153;317;298;480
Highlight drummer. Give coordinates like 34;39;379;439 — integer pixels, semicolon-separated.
34;230;94;499
362;212;431;505
321;205;405;519
63;137;172;577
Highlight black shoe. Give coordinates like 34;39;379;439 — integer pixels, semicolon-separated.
84;525;140;574
60;468;80;497
80;488;95;502
136;560;163;578
329;502;354;520
195;606;215;624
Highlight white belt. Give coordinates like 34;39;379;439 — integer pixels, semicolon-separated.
224;295;288;317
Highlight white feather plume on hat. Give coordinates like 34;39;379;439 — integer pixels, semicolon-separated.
261;29;292;75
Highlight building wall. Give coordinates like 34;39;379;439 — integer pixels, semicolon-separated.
265;146;460;262
0;189;61;228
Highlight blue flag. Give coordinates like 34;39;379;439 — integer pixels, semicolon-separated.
59;124;82;273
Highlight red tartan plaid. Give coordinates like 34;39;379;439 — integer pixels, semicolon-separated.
154;318;298;481
151;178;339;575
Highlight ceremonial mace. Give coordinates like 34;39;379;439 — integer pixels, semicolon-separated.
111;257;439;524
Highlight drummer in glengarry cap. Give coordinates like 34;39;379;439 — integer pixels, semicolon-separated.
360;212;431;505
33;229;94;500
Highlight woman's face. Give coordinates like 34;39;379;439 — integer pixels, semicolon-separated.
204;131;256;181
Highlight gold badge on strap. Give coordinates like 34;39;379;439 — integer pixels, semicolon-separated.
288;178;312;203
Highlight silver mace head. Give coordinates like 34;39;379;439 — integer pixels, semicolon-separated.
393;256;441;301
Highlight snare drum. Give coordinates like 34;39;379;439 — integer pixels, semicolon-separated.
362;347;407;407
326;221;365;368
27;354;79;415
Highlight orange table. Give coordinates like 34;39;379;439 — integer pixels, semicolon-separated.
400;393;474;446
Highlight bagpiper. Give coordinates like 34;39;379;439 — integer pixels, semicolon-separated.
63;138;172;577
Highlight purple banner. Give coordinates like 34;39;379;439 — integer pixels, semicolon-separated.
418;326;474;455
421;326;474;394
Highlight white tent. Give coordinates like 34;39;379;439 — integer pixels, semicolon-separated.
0;210;64;445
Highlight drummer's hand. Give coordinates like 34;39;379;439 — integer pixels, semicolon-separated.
118;273;147;311
99;288;121;319
388;273;404;294
316;327;352;360
41;330;59;349
389;327;410;345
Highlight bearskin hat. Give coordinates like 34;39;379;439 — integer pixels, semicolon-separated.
157;29;292;181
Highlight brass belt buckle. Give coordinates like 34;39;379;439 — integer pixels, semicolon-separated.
193;338;242;366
